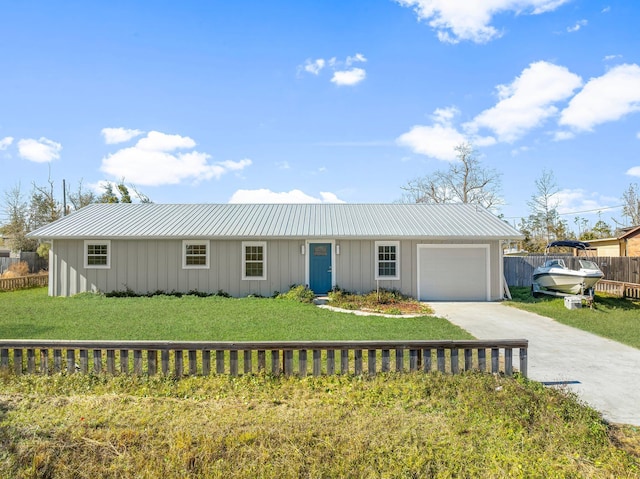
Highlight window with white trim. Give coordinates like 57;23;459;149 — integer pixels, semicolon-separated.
183;240;210;269
375;241;399;280
84;240;111;269
242;241;266;280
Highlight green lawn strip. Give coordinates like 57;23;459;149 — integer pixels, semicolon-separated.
0;287;471;341
1;373;638;477
506;287;640;350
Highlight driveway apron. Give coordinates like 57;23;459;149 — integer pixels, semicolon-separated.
430;302;640;426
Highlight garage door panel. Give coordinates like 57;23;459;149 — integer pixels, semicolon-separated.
419;246;488;301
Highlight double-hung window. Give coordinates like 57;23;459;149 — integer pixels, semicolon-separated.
84;240;111;269
183;240;210;269
242;241;266;280
375;241;400;280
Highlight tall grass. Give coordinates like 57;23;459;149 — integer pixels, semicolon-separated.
1;372;638;478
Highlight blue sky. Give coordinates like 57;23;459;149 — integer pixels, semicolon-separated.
1;0;639;230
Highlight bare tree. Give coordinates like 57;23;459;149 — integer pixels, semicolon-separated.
621;183;640;226
1;184;37;252
67;179;97;211
400;142;502;211
29;177;62;230
520;169;570;251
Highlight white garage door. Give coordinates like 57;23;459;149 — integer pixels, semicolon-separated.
418;245;489;301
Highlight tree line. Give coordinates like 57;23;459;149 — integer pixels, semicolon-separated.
1;179;150;254
400;142;640;253
3;143;640;255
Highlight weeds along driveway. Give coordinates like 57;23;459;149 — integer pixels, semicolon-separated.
430;302;640;426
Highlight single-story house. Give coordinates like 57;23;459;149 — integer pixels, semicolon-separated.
586;226;640;257
27;203;523;301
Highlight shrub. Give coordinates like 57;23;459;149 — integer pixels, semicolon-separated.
276;284;316;303
328;288;433;315
7;261;29;277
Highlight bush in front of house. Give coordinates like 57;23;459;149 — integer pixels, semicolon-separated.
328;288;433;315
276;284;316;303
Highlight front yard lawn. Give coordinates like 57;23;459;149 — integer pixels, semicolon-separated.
0;287;472;341
506;287;640;349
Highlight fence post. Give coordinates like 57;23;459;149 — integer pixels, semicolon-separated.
93;350;102;374
66;349;75;374
14;349;23;375
313;349;322;376
519;347;528;377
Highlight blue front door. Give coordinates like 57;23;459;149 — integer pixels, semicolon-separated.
309;243;332;294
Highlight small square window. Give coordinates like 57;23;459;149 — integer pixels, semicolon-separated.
242;241;266;280
375;241;399;280
183;240;210;269
84;240;111;269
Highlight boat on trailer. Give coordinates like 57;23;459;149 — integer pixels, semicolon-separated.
532;240;604;297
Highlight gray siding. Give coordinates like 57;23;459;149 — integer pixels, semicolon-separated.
49;238;503;300
50;239;306;297
334;239;502;300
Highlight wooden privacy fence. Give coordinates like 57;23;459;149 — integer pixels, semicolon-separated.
505;256;640;287
0;273;48;291
0;252;48;274
0;339;528;378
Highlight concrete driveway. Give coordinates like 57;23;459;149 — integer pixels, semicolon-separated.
430;302;640;426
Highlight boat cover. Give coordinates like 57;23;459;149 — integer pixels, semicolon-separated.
546;240;591;250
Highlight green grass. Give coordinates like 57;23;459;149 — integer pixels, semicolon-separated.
3;288;639;476
0;287;471;341
1;373;638;478
506;287;640;349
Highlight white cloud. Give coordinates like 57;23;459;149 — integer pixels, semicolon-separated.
136;130;196;151
228;189;345;204
604;54;622;61
395;0;571;43
559;64;640;131
397;106;495;160
276;161;290;169
397;125;466;161
331;68;366;86
553;130;575;141
0;136;13;150
218;159;252;171
567;19;587;33
626;166;640;177
101;127;144;144
554;189;618;215
301;58;326;75
299;54;368;86
100;130;252;186
467;61;582;142
17;137;62;163
345;53;367;66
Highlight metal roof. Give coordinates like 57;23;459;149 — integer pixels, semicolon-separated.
28;203;524;240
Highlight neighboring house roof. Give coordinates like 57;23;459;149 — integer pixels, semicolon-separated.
27;203;524;240
585;225;640;245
